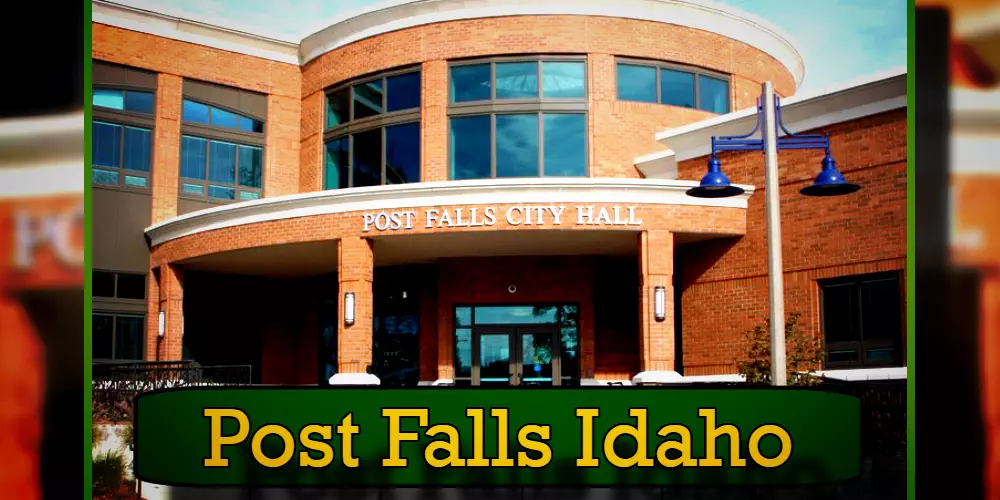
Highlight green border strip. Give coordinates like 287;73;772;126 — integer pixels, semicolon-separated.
84;0;93;497
905;0;915;499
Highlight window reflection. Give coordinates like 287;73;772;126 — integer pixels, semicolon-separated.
543;114;586;176
496;114;539;177
542;62;585;98
451;64;491;102
617;64;657;102
385;122;421;184
495;62;538;99
450;115;491;180
353;80;384;119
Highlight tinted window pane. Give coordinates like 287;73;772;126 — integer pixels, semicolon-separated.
450;115;491;179
125;91;154;114
240;191;260;200
352;128;382;187
861;278;901;341
239;116;264;133
92;122;121;169
496;62;538;99
115;315;145;360
324;137;349;189
180;136;207;180
455;307;472;327
182;100;210;124
617;64;657;103
698;75;730;113
385;122;420;184
474;305;558;325
93;314;113;359
822;283;856;343
93;89;124;110
543;113;586;176
386;72;421;112
93;271;115;297
496;114;538;178
123;126;151;172
182;183;204;195
208;141;236;184
125;175;147;188
208;185;235;200
326;90;350;128
451;64;490;102
353;80;383;120
238;145;263;188
542;62;585;98
116;273;145;300
92;169;118;185
660;69;695;108
211;107;241;129
454;328;472;378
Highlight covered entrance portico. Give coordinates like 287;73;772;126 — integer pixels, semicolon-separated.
143;178;754;386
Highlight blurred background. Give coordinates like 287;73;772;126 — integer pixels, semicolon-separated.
0;1;84;500
917;0;1000;498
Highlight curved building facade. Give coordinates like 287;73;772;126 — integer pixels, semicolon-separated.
91;0;907;387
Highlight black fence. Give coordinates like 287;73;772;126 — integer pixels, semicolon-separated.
92;360;252;423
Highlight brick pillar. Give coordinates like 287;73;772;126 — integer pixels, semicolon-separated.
264;94;301;197
421;60;448;182
151;73;182;224
638;230;675;372
337;237;374;374
148;264;184;360
299;91;325;193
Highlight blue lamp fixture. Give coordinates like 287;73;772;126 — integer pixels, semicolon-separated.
686;95;860;198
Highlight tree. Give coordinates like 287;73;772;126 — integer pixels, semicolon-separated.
735;312;823;386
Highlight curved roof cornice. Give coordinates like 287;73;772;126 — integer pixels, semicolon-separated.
300;0;807;88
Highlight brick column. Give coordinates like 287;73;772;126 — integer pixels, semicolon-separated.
151;73;182;224
148;263;184;361
421;60;448;182
264;94;301;197
299;91;325;193
638;230;675;372
337;237;374;374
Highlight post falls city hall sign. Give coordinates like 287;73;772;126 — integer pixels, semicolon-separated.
363;205;643;233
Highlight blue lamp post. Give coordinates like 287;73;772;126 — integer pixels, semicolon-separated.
686;82;861;385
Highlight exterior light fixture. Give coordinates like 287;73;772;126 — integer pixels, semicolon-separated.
344;292;355;326
800;152;861;197
654;286;666;321
157;311;165;337
686;155;746;198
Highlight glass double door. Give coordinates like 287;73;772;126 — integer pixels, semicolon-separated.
475;326;560;386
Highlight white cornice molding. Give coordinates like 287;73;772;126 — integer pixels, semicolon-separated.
92;0;805;86
650;68;906;166
300;0;805;87
145;178;755;247
93;1;300;65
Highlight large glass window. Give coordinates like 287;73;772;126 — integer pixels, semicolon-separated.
616;59;731;113
92;121;152;189
182;99;264;133
93;313;145;361
93;88;155;114
323;67;422;189
324;68;421;130
180;135;263;200
820;272;904;369
449;112;587;180
448;56;588;180
372;267;423;388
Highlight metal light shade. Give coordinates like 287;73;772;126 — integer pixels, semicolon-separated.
686;156;746;198
800;154;861;197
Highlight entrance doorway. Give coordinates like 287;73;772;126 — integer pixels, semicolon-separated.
454;304;580;387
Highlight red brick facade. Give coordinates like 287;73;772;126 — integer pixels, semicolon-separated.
91;10;907;385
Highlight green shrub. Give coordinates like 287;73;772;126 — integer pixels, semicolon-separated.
92;450;128;496
92;425;107;449
735;312;822;386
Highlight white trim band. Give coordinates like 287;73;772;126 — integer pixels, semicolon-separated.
145;178;755;247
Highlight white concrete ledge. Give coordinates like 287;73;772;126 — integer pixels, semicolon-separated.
145;178;755;248
634;150;678;180
631;370;684;384
328;373;381;385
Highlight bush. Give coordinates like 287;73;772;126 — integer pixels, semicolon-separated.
93;425;107;449
735;312;822;386
92;450;129;497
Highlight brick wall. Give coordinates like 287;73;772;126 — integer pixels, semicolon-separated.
675;110;908;374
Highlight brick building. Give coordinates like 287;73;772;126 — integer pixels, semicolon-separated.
90;0;907;387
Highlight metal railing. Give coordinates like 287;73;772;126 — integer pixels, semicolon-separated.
92;360;252;423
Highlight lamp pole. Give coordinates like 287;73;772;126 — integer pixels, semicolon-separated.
761;81;787;386
686;80;860;387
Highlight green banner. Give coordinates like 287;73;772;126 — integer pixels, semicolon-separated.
134;387;860;487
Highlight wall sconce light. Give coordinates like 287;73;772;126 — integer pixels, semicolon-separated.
157;311;166;337
654;286;666;321
344;292;355;326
